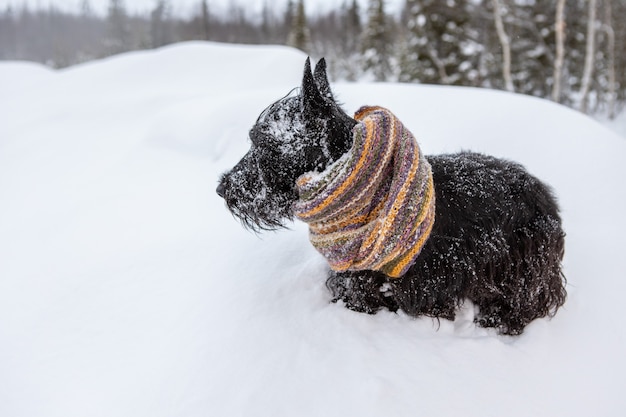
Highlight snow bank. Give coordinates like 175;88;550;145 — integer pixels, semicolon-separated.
595;111;626;140
1;42;624;417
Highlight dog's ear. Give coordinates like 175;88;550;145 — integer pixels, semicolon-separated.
302;57;327;112
313;58;333;101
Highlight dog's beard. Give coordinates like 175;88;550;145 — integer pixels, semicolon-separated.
219;159;296;232
225;191;294;232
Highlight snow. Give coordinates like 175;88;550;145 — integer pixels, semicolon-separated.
1;41;625;417
595;111;626;140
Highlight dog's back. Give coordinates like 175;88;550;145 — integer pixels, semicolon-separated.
392;152;566;335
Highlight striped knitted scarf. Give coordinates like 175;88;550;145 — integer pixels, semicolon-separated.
293;106;435;278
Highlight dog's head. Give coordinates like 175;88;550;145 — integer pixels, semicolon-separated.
217;58;356;231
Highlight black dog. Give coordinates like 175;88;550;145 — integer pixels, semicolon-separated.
217;58;566;335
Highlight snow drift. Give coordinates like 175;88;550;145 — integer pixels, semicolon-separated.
1;42;625;417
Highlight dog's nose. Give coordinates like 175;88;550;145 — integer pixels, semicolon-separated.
216;182;226;198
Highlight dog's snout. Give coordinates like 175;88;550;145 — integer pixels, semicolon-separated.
216;182;226;198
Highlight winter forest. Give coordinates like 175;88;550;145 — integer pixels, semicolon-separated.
1;0;625;117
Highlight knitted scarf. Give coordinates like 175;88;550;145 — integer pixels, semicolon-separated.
293;106;435;278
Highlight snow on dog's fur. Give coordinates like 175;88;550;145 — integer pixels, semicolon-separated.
217;58;566;335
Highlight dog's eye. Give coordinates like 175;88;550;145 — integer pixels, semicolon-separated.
249;126;273;147
249;127;263;145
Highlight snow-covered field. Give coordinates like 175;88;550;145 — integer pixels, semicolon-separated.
595;111;626;140
1;42;625;417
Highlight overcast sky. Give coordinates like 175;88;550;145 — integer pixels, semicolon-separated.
0;0;404;17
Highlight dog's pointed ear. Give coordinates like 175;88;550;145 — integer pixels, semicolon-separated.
302;57;326;111
313;58;333;100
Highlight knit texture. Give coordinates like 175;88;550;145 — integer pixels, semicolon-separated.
294;106;435;278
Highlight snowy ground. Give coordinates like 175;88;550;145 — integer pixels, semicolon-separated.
1;42;625;417
595;111;626;140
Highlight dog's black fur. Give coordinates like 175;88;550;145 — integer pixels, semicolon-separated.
217;58;566;335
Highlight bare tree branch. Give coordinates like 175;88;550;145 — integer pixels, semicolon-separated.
579;0;597;113
491;0;514;92
551;0;566;102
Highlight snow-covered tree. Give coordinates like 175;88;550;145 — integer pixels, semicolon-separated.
150;1;172;48
106;0;130;54
399;0;480;86
326;0;363;81
287;0;311;53
478;0;557;97
361;0;392;81
344;0;361;54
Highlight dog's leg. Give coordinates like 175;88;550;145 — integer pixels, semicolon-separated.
326;270;399;314
472;215;566;335
388;270;458;321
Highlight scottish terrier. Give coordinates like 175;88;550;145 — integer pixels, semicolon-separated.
217;58;566;335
